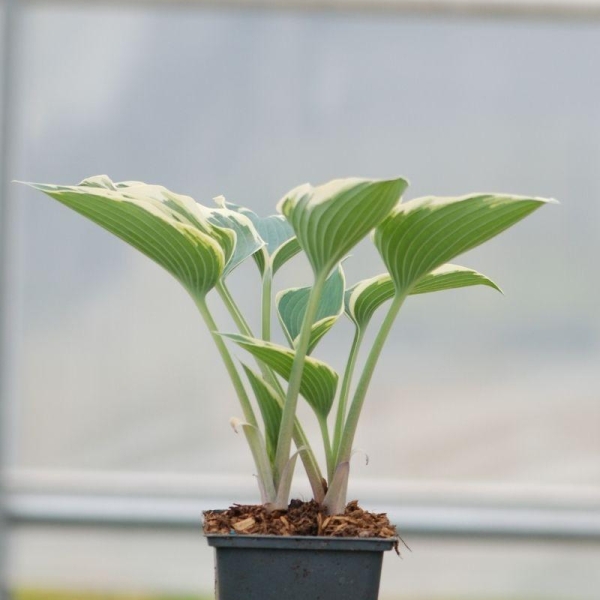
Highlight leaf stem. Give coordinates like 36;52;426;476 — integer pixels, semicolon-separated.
217;281;283;391
318;416;334;483
217;281;253;337
194;294;276;501
325;291;406;513
291;423;326;503
261;267;273;341
216;280;326;502
332;327;364;463
194;294;258;428
274;272;327;484
337;292;406;464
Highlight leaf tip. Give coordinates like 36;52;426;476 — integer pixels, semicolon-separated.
14;180;45;190
218;332;242;341
276;182;312;216
385;175;410;194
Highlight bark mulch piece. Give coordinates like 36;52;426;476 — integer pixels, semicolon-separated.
203;499;402;554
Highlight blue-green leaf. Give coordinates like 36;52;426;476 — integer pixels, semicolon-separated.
214;196;300;275
277;264;345;354
204;203;264;277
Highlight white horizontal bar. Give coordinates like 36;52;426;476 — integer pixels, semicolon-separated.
7;492;600;540
5;469;600;539
15;0;600;18
6;469;600;511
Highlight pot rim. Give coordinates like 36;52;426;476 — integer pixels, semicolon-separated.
205;533;398;551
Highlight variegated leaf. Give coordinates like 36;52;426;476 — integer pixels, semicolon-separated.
271;237;301;276
214;196;300;275
412;263;501;296
277;177;408;277
345;264;501;329
241;364;283;464
223;333;338;419
374;193;554;295
204;203;264;277
24;176;235;299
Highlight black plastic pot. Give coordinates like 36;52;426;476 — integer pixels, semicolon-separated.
206;534;397;600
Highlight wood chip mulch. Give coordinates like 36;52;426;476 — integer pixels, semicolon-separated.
203;499;402;554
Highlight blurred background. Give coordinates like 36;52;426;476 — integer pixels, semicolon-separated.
0;0;599;599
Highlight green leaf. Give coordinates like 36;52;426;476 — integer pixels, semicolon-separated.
277;177;408;277
374;193;555;295
345;264;501;329
241;364;283;464
276;264;345;354
344;274;394;331
23;176;235;299
223;333;338;420
271;237;301;276
214;196;300;275
412;263;502;295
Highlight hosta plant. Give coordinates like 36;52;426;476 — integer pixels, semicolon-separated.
24;175;552;515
